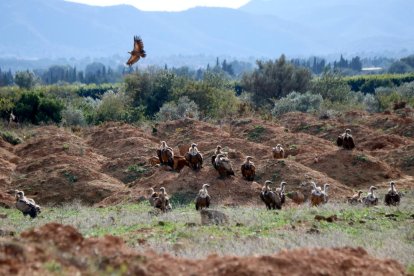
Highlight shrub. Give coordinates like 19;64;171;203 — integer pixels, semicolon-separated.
156;96;199;121
311;72;351;102
14;92;64;124
95;90;130;123
0;131;22;145
363;94;381;113
272;91;323;116
61;105;86;126
14;71;36;89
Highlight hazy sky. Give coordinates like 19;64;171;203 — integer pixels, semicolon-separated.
67;0;251;11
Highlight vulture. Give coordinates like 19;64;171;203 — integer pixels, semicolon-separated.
310;182;327;207
154;187;172;212
260;180;282;210
185;143;203;171
362;186;379;207
148;188;158;207
156;141;174;168
286;181;312;205
214;153;235;178
347;190;363;205
195;184;211;210
15;190;41;218
275;181;287;205
126;36;146;66
384;181;400;206
337;129;355;150
241;156;255;181
272;144;285;159
211;145;223;169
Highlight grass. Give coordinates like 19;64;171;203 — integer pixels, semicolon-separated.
247;125;266;142
0;130;22;145
1;197;414;271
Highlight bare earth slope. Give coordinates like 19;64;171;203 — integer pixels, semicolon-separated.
0;110;413;207
0;223;407;275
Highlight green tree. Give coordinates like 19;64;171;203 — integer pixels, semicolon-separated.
311;72;351;103
14;71;36;89
14;92;63;124
242;55;312;106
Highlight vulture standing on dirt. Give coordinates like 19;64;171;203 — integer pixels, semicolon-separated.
310;182;329;207
157;141;174;168
185;143;203;171
275;181;287;205
126;36;146;66
211;145;223;169
195;184;211;210
337;129;355;150
384;181;401;206
260;180;282;210
272;144;285;159
362;186;379;206
154;187;172;212
241;156;255;181
148;188;158;207
15;190;41;218
214;153;235;178
347;190;363;205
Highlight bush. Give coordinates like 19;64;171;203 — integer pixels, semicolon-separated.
0;131;22;145
14;91;64;124
311;72;351;102
242;55;312;106
363;94;380;113
156;96;199;121
14;71;36;89
61;105;86;126
272;92;323;116
95;90;130;123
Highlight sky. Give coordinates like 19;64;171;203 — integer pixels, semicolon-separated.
66;0;251;11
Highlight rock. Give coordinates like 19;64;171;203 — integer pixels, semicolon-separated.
0;213;8;219
200;210;229;226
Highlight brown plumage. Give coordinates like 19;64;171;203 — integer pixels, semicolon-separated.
157;141;174;168
337;129;355;150
384;181;400;206
214;153;234;178
347;190;363;205
195;184;211;210
211;145;222;169
15;190;41;218
260;180;282;210
185;143;203;171
310;182;325;206
362;186;379;206
286;181;312;204
148;188;159;207
275;181;287;205
126;36;146;66
154;187;172;212
241;156;255;181
272;144;285;159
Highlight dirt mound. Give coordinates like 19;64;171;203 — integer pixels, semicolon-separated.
304;149;400;189
11;126;125;205
0;137;19;189
384;144;414;176
0;191;15;208
0;223;407;275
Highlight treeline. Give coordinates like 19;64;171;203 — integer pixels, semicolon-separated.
1;54;414;128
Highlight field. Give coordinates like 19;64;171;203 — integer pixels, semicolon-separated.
1;109;414;275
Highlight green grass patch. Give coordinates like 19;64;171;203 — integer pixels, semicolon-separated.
247;125;266;142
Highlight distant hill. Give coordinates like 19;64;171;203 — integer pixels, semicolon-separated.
0;0;413;60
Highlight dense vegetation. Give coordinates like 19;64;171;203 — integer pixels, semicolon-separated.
1;54;414;126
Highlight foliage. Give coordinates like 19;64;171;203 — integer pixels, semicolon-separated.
247;125;266;142
14;70;36;89
61;105;86;126
311;72;351;102
14;91;64;124
94;90;130;123
272;91;323;116
242;55;312;106
0;130;22;145
156;96;199;121
345;73;414;93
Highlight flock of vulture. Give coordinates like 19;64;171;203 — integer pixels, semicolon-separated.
12;128;401;218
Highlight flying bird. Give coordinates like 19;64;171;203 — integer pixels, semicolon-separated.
126;36;146;66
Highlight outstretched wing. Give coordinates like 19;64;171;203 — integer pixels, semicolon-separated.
126;54;139;66
134;36;144;52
